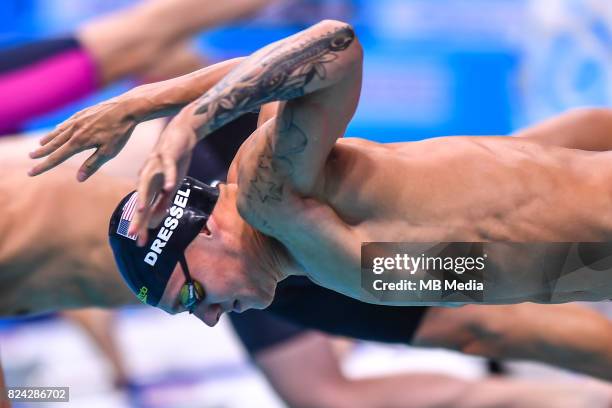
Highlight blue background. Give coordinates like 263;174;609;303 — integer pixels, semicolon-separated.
0;0;609;141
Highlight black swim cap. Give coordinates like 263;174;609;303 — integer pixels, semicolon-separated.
109;177;218;307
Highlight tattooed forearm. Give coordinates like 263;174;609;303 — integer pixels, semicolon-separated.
190;21;355;139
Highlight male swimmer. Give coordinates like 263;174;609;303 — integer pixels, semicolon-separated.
5;122;612;406
11;104;612;381
30;20;612;313
0;0;273;135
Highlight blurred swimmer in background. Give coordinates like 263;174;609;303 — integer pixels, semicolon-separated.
0;0;275;136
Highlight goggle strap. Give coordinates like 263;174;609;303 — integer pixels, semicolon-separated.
179;254;192;284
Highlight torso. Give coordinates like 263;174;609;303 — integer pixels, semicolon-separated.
241;135;612;303
0;163;135;316
0;131;164;316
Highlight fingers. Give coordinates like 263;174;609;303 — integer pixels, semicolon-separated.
129;152;184;246
28;142;88;177
150;192;173;227
39;112;83;145
29;130;72;159
37;126;65;147
132;190;172;246
132;205;151;248
77;149;111;182
130;195;153;247
162;156;177;192
130;160;165;246
127;120;196;246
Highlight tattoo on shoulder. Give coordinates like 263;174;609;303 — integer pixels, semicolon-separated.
240;106;309;235
194;25;355;134
247;106;307;204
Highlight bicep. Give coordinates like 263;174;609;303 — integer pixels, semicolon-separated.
259;30;363;194
235;38;362;228
268;66;361;195
233;101;344;233
234;122;296;235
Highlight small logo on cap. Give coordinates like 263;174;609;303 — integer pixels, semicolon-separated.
137;286;148;303
117;192;139;241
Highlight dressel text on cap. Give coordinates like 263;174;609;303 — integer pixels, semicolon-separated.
144;187;191;266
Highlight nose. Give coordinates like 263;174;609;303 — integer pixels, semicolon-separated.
194;303;223;327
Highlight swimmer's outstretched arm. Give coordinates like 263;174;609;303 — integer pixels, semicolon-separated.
257;331;612;407
415;304;612;382
129;19;362;242
29;57;245;180
516;108;612;151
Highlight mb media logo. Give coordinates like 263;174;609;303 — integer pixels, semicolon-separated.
361;242;486;303
361;242;612;305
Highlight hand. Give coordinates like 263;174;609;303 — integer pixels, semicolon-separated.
128;118;198;246
28;96;139;181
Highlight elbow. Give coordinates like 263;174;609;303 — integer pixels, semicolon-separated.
317;19;363;66
317;19;354;33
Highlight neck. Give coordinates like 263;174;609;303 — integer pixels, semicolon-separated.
251;228;303;283
218;183;300;284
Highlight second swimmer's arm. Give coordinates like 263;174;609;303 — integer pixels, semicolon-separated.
414;304;612;382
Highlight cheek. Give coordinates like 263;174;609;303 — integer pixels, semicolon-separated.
196;260;245;295
200;268;235;294
194;249;275;304
218;262;274;301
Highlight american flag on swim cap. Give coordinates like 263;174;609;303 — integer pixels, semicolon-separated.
116;192;138;240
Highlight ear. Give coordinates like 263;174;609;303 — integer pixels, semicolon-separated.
200;222;212;237
204;214;220;236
